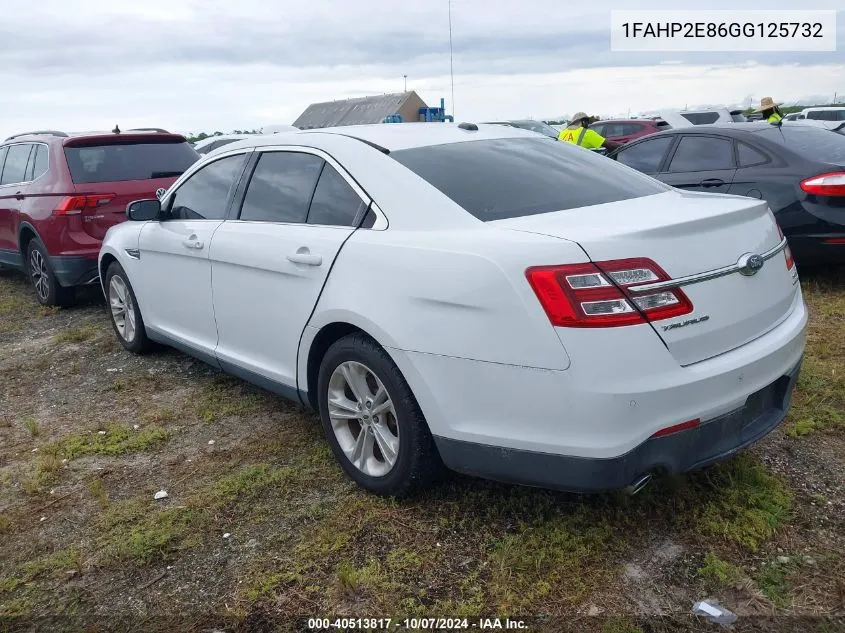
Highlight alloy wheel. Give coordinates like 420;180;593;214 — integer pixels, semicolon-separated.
29;249;50;302
109;276;136;342
327;361;400;477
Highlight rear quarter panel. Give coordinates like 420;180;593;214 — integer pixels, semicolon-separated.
303;225;590;378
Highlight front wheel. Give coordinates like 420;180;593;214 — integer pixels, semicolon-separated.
317;333;442;497
105;262;150;354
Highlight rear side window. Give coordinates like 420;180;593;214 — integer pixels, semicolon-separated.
669;136;734;172
807;110;845;121
64;140;198;184
198;139;240;154
240;152;324;223
1;144;32;185
391;137;667;221
616;136;673;173
25;145;49;181
737;142;768;167
760;126;845;163
168;154;247;220
307;164;366;226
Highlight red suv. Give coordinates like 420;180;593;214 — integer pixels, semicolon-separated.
0;129;198;305
589;119;669;146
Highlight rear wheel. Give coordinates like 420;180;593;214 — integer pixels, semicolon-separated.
317;333;442;497
27;239;74;307
105;262;150;354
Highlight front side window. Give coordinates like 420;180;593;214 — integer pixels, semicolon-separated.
0;144;32;185
168;154;247;220
668;136;734;172
615;136;674;173
240;152;324;223
307;164;366;226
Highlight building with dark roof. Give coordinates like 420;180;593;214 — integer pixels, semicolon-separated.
293;91;428;129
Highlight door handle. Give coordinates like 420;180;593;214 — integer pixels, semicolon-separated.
182;236;204;250
287;247;322;266
700;178;725;188
15;191;24;201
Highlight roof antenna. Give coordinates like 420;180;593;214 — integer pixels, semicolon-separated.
112;124;121;134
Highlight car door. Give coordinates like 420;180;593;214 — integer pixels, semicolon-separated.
136;151;249;359
613;135;675;176
727;140;773;201
210;148;369;393
0;143;32;256
659;135;737;193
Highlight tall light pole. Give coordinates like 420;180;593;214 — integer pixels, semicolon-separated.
404;74;408;92
448;0;455;117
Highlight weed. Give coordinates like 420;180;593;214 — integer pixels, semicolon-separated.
44;424;171;460
110;373;166;394
758;558;797;610
191;375;263;422
23;417;39;437
698;552;744;587
38;305;60;317
695;455;791;551
52;325;97;344
0;578;22;593
0;515;11;533
22;454;64;494
88;478;109;508
20;548;83;581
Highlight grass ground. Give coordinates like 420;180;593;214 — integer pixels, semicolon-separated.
0;266;844;633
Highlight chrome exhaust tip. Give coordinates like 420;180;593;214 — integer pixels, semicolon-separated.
625;473;652;496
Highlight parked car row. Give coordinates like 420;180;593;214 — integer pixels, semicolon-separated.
90;123;807;497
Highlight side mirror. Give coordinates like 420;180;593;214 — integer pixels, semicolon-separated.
127;199;161;221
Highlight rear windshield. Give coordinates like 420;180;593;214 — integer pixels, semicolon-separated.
64;140;199;184
391;137;667;221
759;126;845;164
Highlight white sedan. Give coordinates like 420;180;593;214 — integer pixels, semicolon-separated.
99;123;807;496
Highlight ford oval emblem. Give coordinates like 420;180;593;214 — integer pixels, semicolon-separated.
738;253;765;276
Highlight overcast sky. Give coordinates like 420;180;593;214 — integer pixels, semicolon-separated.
0;0;843;138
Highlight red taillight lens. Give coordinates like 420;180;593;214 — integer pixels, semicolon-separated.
775;224;795;270
650;418;701;439
54;194;115;216
525;258;693;328
800;172;845;197
824;237;845;245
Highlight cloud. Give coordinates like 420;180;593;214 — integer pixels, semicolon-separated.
0;0;843;137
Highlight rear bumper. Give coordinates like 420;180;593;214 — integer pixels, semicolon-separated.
51;255;99;287
434;359;801;492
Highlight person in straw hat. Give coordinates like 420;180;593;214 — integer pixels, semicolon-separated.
558;112;620;151
755;97;783;124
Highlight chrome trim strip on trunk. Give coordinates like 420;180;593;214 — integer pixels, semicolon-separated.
628;237;788;294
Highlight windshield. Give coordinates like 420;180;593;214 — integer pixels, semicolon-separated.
391;137;668;221
759;126;845;164
65;140;198;183
510;120;559;139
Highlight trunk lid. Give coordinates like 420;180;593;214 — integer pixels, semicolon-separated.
63;134;199;240
494;190;799;366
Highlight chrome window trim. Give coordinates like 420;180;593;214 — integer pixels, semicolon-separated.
0;142;50;188
628;237;788;294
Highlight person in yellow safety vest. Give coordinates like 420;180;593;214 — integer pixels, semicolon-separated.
558;112;621;151
755;96;783;124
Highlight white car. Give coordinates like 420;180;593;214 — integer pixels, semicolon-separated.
99;123;807;497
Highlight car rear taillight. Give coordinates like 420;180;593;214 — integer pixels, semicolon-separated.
824;237;845;245
650;418;701;439
775;224;795;270
525;258;693;328
800;172;845;197
54;194;116;216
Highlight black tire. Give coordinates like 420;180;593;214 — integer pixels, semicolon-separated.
317;333;443;497
104;262;150;354
26;239;75;307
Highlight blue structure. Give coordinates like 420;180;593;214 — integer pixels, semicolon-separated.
382;114;403;123
418;98;454;122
